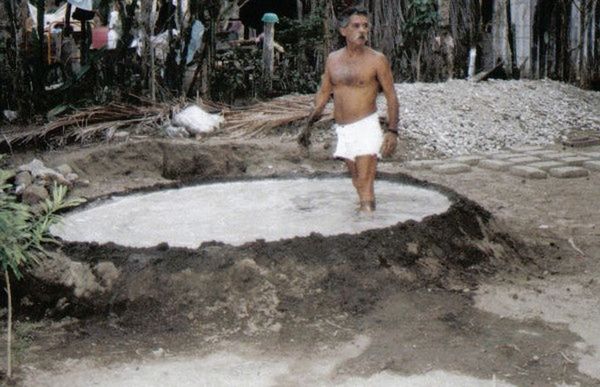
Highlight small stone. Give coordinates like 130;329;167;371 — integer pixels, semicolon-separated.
560;156;591;166
583;160;600;171
509;166;547;179
548;167;589;178
151;348;165;358
113;131;130;142
76;179;90;187
431;163;471;174
478;159;511;171
528;161;567;171
404;160;443;170
451;155;481;166
187;312;195;321
55;164;73;176
21;185;49;205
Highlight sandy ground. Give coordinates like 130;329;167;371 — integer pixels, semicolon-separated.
1;130;600;386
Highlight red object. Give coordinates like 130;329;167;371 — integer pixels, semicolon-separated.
92;27;109;49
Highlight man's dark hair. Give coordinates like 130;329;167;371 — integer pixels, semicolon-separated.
338;6;369;28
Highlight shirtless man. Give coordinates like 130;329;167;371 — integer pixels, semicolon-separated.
298;6;399;212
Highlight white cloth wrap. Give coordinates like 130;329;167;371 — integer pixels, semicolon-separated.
333;113;383;160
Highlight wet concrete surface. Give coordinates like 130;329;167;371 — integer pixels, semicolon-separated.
52;178;451;248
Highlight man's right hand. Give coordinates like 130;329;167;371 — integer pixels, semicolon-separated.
298;116;317;148
297;124;312;148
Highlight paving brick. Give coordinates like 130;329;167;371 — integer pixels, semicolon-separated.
506;156;542;165
510;146;545;152
539;152;577;160
527;149;559;156
404;160;443;170
509;166;547;179
489;152;523;160
548;167;589;178
431;163;471;175
478;159;511;171
580;151;600;159
583;160;600;171
528;161;567;171
560;156;592;166
451;156;482;166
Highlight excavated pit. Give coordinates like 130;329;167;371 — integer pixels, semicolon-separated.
12;141;529;338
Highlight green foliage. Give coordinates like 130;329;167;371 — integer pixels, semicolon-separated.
0;160;83;279
273;15;324;95
211;46;262;104
403;0;439;40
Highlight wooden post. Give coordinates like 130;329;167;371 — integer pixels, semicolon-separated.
261;13;279;93
468;47;477;79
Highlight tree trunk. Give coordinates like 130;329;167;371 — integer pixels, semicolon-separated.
4;270;12;379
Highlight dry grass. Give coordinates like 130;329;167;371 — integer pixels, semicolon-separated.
0;94;332;147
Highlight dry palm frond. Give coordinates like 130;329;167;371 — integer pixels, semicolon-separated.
222;94;333;138
0;101;172;146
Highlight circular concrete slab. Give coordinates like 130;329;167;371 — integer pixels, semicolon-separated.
52;178;451;248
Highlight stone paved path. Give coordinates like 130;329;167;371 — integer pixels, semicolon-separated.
401;145;600;179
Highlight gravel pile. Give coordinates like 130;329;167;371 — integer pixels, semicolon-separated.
375;79;600;157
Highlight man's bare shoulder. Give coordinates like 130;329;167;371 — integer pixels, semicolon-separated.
326;49;345;61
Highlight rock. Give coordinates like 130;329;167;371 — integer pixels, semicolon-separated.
3;110;18;122
21;184;49;205
15;171;33;187
66;173;79;182
19;159;71;187
151;348;165;358
548;167;589;178
55;164;73;176
509;166;547;179
31;251;121;299
112;131;130;142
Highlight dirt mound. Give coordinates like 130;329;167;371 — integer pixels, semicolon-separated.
10;173;530;341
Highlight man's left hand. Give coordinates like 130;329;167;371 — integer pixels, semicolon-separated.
381;132;398;158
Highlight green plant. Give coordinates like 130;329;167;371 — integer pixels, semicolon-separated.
0;159;83;379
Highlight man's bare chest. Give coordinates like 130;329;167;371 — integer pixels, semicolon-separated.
330;61;377;88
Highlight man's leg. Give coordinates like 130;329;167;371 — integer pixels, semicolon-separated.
345;154;378;212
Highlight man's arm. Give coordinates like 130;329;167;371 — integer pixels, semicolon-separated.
298;59;333;147
376;55;399;157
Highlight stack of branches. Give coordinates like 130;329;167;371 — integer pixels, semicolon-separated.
222;94;332;138
1;101;172;147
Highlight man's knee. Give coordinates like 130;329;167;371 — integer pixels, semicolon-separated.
354;173;373;192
